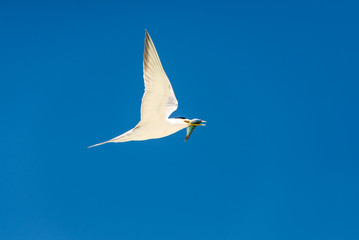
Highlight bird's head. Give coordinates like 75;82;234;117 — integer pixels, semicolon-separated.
183;118;206;126
183;118;206;141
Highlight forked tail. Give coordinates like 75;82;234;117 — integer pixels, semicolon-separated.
88;140;112;148
88;129;134;148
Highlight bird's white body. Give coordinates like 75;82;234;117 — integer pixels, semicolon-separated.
89;31;204;148
110;118;188;142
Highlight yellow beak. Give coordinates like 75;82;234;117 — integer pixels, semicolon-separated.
184;120;206;126
189;123;206;126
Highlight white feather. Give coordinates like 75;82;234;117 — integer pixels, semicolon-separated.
89;30;188;148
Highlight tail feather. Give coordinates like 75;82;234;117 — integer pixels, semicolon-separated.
88;140;112;148
88;129;134;148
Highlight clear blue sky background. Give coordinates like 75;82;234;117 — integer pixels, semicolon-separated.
1;1;358;239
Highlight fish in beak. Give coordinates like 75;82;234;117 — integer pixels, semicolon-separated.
184;119;206;141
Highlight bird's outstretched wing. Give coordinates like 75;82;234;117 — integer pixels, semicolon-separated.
140;30;178;123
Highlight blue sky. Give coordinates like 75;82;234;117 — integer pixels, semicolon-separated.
1;0;359;239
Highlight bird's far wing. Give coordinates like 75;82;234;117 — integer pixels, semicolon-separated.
140;30;178;123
